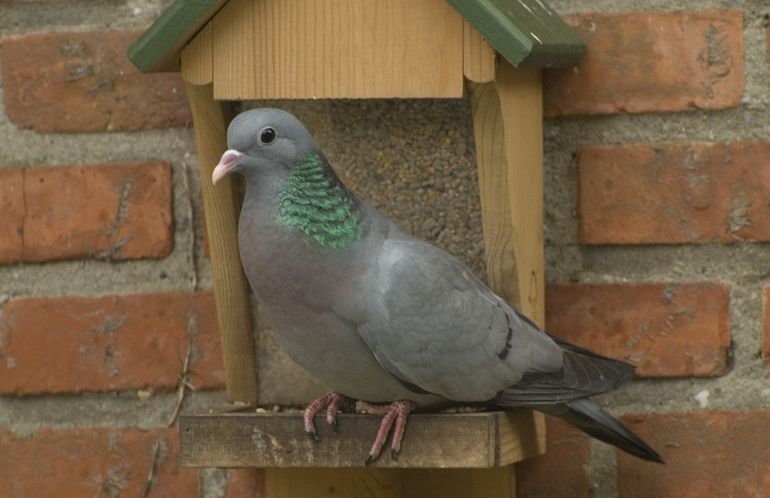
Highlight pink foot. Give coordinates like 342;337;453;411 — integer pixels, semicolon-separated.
304;392;351;441
356;400;415;464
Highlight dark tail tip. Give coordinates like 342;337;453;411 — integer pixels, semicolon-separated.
542;398;664;464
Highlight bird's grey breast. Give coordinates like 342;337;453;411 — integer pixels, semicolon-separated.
236;198;422;402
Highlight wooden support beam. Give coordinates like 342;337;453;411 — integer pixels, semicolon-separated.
463;20;496;83
184;82;258;403
469;63;546;498
180;411;544;468
496;64;544;326
469;64;544;326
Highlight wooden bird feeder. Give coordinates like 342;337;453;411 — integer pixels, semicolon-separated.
129;1;584;496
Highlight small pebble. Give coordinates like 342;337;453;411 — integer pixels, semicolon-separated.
694;389;710;408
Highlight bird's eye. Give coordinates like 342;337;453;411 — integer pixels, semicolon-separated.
260;127;277;145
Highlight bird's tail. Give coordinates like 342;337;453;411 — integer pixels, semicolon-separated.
537;398;663;463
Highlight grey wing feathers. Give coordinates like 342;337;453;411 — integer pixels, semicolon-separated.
357;238;564;402
495;310;637;405
496;347;636;405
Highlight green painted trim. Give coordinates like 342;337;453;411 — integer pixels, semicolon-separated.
128;0;227;73
130;0;584;73
448;0;585;67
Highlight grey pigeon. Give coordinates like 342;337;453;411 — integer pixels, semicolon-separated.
211;108;663;464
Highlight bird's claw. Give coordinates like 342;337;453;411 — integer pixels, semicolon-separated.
304;391;350;442
307;429;320;442
390;448;400;461
364;454;376;466
329;418;339;433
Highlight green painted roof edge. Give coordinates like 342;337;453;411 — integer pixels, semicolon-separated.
447;0;585;67
128;0;227;73
129;0;585;74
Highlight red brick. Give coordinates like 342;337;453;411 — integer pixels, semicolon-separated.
546;283;730;377
579;142;770;245
0;427;196;496
0;292;225;394
1;29;191;133
227;469;265;498
618;410;770;497
544;10;744;116
516;418;591;498
0;169;24;262
0;162;173;263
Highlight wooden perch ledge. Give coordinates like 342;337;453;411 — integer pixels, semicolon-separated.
180;409;545;468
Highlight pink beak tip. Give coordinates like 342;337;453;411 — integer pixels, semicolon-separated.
212;149;244;185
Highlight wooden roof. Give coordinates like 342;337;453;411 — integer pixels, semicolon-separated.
129;0;584;73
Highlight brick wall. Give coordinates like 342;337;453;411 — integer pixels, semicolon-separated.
0;3;239;496
1;1;768;497
525;3;770;496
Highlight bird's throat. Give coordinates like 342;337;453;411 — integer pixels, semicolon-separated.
278;153;365;249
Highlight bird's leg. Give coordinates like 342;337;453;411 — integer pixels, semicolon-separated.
326;392;349;432
304;391;352;441
356;400;415;464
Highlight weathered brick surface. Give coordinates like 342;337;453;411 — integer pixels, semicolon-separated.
578;142;770;245
0;292;225;394
1;29;191;132
0;428;197;496
0;162;173;263
619;410;770;497
546;283;730;377
544;10;744;116
0;168;24;262
227;469;265;498
516;418;591;498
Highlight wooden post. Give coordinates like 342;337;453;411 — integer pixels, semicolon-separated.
469;62;545;498
184;81;258;403
469;63;544;327
494;64;545;327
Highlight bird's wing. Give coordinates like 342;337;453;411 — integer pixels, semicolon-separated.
356;238;564;402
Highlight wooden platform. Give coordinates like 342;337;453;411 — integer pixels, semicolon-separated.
180;409;545;468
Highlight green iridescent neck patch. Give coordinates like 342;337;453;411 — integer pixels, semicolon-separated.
278;153;365;249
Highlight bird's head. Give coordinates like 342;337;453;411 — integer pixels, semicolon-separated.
212;108;319;184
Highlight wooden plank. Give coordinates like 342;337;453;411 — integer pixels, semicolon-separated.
469;77;521;307
468;66;544;327
496;64;545;326
181;22;214;85
210;0;256;98
463;20;496;83
180;411;544;468
185;82;258;403
128;0;228;73
448;0;585;67
468;63;547;498
211;0;464;99
403;467;514;497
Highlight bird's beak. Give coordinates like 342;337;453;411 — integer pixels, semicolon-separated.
212;149;245;184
